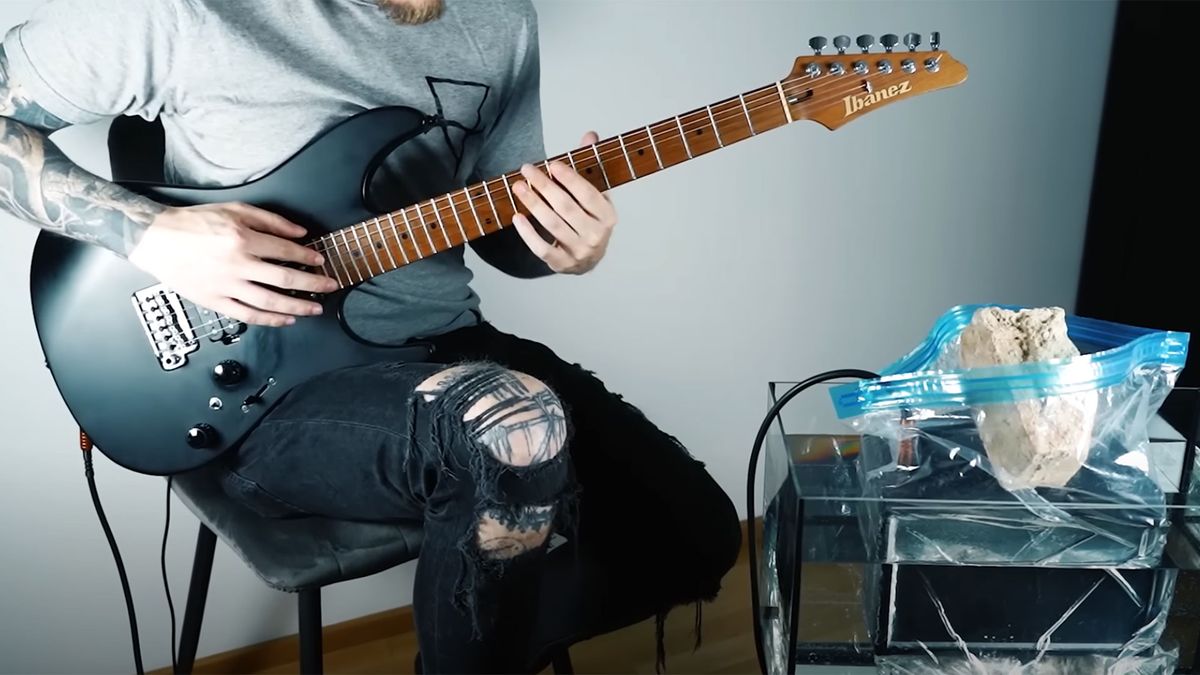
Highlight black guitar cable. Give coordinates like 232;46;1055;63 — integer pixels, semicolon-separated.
162;476;178;674
745;369;878;675
81;430;146;675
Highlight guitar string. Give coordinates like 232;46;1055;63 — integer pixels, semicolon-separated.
311;61;939;259
173;59;943;340
306;65;935;275
308;68;926;265
179;66;933;341
176;67;929;341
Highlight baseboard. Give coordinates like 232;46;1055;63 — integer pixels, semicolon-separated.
150;605;414;675
155;518;757;674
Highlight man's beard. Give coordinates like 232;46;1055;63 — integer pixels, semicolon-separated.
376;0;444;25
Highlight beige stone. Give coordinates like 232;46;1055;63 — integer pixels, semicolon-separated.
959;307;1097;489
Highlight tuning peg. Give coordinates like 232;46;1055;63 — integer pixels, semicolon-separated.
808;36;828;55
881;34;900;53
930;31;941;51
856;34;875;53
903;32;921;51
833;35;851;55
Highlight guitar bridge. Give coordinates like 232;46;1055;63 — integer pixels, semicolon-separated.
132;284;200;371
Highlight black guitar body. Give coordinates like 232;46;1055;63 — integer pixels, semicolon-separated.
30;107;439;476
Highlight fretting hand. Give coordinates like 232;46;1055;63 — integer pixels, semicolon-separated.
128;202;340;327
511;131;619;275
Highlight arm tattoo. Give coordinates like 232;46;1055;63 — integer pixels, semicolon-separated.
0;46;164;257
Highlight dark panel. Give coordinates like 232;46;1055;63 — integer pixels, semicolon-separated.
1076;1;1200;430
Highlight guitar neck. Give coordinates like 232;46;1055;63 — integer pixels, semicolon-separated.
314;80;797;286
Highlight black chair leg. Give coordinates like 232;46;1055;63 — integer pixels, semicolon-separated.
551;648;574;675
176;524;217;674
299;589;324;674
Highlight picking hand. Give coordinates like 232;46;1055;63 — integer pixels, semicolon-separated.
128;202;340;327
511;131;619;274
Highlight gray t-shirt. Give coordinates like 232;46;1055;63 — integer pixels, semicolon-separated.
5;0;546;344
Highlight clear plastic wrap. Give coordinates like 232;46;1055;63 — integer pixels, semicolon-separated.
876;650;1178;674
829;305;1190;567
865;562;1179;672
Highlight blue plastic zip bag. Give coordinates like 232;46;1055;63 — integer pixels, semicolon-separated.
829;304;1189;567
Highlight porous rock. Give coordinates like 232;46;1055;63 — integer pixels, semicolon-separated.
959;306;1097;489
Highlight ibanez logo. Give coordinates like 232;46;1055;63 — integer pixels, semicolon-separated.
842;81;912;117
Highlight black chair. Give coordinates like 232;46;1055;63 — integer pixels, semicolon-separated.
106;115;575;675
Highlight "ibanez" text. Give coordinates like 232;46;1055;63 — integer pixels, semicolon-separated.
842;81;912;117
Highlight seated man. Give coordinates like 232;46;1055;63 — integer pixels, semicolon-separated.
0;0;742;671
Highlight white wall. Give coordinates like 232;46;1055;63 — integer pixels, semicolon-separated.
0;1;1116;672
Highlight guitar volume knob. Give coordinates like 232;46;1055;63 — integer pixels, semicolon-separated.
213;360;247;387
186;423;219;450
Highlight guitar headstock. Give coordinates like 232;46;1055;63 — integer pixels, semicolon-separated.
784;32;967;130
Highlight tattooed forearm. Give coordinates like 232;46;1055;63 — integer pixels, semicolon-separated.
0;46;164;257
0;46;65;133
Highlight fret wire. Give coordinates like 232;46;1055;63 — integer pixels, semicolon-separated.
430;199;449;247
322;252;344;288
339;229;363;282
739;94;756;134
321;239;345;285
385;213;410;264
330;230;350;282
318;235;348;287
373;217;397;270
590;144;611;188
447;194;468;245
775;81;794;124
501;173;517;209
400;208;423;259
347;227;366;276
706;105;725;147
361;223;385;274
617;134;637;179
414;203;437;253
675;116;693;159
482;180;501;230
464;187;485;237
306;85;816;278
355;225;381;276
645;125;664;169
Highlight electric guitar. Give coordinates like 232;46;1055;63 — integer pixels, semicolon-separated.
29;34;967;475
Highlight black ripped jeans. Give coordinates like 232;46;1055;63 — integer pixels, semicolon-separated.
216;321;742;673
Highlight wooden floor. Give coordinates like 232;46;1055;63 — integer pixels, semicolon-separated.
185;554;1200;674
257;557;760;675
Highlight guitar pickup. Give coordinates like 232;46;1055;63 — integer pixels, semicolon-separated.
193;305;246;344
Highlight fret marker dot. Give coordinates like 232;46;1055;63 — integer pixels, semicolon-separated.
696;130;704;136
401;233;409;239
586;168;593;174
637;149;644;156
